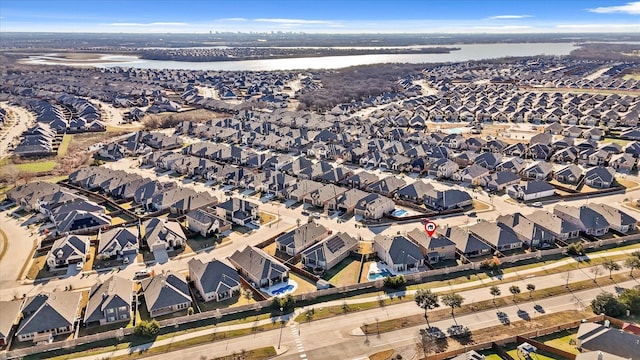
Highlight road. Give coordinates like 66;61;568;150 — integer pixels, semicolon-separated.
0;103;34;159
70;264;638;360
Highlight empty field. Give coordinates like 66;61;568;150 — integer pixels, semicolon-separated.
15;161;56;173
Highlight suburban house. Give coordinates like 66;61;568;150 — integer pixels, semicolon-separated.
53;209;111;235
395;180;436;204
497;213;554;249
353;193;395;220
452;164;490;185
366;176;407;197
495;157;526;174
423;189;473;210
525;210;580;242
46;234;90;269
275;222;328;256
303;184;348;209
97;227;139;260
583;167;616;189
427;158;459;178
576;322;640;359
140;271;192;318
287;180;324;202
84;276;133;326
506;181;555;201
188;258;241;302
553;164;584;186
300;232;359;272
440;226;492;258
609;153;636;173
479;171;521;192
554;205;610;236
521;161;554;180
588;203;637;233
407;228;457;263
216;197;260;225
342;171;379;190
185;208;232;237
329;188;369;213
16;292;82;342
143;218;186;251
0;301;22;346
373;235;425;272
229;246;289;289
469;222;523;252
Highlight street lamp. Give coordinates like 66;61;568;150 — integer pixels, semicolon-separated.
277;306;284;349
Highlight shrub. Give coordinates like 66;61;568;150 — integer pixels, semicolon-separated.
567;243;584;256
591;292;627;317
272;294;295;312
134;320;160;338
383;275;406;289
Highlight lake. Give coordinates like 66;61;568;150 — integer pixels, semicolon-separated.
23;42;578;71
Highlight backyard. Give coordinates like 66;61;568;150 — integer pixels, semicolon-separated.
324;257;362;287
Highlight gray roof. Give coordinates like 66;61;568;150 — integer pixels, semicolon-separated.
84;275;132;324
576;322;640;359
0;300;23;340
229;246;288;284
407;227;456;250
584;166;615;184
441;226;492;254
519;181;555;195
469;222;522;248
17;292;81;336
48;235;90;263
140;272;191;312
301;232;358;267
374;235;424;265
555;205;610;230
98;227;139;255
276;222;328;253
143;218;186;248
396;180;436;199
588;203;637;229
526;210;580;236
188;258;240;295
497;213;553;244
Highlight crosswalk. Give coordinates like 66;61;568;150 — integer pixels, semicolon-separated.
290;324;308;359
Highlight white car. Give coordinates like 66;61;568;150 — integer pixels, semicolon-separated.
75;262;84;271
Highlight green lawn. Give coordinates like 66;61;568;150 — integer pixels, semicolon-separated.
57;134;73;157
534;329;579;355
602;137;632;146
15;161;56;173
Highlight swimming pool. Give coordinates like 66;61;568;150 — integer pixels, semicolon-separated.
368;268;394;281
391;209;408;217
270;284;294;296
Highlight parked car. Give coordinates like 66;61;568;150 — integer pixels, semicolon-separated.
75;262;84;271
530;202;543;207
134;269;151;279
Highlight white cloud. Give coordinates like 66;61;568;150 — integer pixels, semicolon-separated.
587;1;640;14
220;18;247;21
471;25;533;30
487;15;532;19
253;18;334;24
109;22;189;26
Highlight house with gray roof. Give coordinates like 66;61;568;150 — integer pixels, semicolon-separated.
287;179;324;202
84;275;133;326
16;292;82;342
366;176;407;197
6;181;61;211
229;246;289;289
215;198;259;226
140;271;192;318
276;222;329;256
479;171;521;192
609;152;636;173
507;181;555;201
588;203;636;233
342;171;379;190
525;210;580;241
427;158;459;178
97;227;139;260
439;226;492;258
304;184;348;209
0;300;22;346
576;322;640;359
452;164;491;185
329;188;369;213
46;234;90;269
584;167;616;189
497;213;554;249
373;234;425;272
188;258;241;302
300;232;358;272
143;218;186;251
185;208;232;237
407;228;457;263
554;205;610;236
468;222;523;252
423;189;473;211
521;161;554;180
495;157;526;174
554;164;584;186
353;193;395;220
395;180;436;204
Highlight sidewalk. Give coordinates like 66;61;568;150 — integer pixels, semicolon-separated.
68;247;638;360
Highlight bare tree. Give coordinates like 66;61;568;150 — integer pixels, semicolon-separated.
591;265;602;282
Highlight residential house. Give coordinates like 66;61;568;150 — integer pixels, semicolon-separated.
143;218;186;251
140;271;192;318
507;181;555;201
469;222;523;252
366;176;407;197
578;149;611;167
287;180;324;202
554;205;610;236
46;235;90;269
84;276;133;326
185;208;232;237
342;171;379;190
439;226;492;258
275;222;329;256
553;164;584;186
584;167;616;189
97;227;139;260
479;171;521;192
588;203;636;233
395;180;436;204
215;198;259;226
609;153;636;173
452;164;490;185
304;184;348;209
473;152;502;170
525;210;580;242
16;292;81;342
301;232;358;272
497;213;554;248
188;258;241;302
423;189;473;210
407;228;457;263
373;235;425;272
228;246;289;288
495;157;526;174
575;322;640;359
330;188;369;213
0;301;22;345
353;193;395;220
521;161;554;180
427;158;459;178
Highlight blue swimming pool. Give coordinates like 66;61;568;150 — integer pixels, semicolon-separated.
392;209;408;217
368;268;394;281
270;284;294;296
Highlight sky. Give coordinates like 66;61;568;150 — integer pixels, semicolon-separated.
1;0;640;33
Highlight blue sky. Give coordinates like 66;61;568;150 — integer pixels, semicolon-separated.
1;0;640;33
